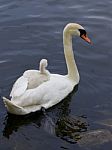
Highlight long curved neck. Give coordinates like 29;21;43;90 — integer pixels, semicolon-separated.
63;30;79;83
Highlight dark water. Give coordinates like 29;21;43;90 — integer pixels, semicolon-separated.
0;0;112;149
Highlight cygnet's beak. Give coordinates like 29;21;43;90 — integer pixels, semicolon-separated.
81;34;92;44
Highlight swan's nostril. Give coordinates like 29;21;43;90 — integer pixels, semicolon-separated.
81;34;92;44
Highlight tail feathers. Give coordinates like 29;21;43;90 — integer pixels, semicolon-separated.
3;97;25;115
3;97;22;108
3;97;43;115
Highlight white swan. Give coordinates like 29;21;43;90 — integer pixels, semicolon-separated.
3;23;91;115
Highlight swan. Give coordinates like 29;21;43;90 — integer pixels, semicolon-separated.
3;23;91;115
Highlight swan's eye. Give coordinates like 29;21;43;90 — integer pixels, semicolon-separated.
79;29;91;44
79;29;87;37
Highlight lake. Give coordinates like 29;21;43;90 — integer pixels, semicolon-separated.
0;0;112;149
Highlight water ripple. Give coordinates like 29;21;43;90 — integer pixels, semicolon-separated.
0;0;112;149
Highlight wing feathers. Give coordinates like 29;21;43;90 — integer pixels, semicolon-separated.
10;76;28;98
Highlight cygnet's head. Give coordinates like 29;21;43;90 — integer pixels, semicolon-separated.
64;23;91;44
39;59;50;75
40;59;48;68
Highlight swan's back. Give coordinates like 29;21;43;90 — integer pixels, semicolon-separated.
10;59;50;98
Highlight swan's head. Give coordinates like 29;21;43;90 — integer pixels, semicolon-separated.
64;23;91;44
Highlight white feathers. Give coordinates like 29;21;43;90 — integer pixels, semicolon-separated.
10;59;50;98
23;59;50;89
10;76;28;98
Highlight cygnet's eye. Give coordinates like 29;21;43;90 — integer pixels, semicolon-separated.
78;29;87;37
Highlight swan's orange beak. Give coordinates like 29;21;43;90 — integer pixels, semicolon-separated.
81;34;92;44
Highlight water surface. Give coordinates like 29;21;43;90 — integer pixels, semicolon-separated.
0;0;112;149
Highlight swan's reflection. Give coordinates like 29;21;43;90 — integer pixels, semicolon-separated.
40;114;55;135
3;85;88;143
